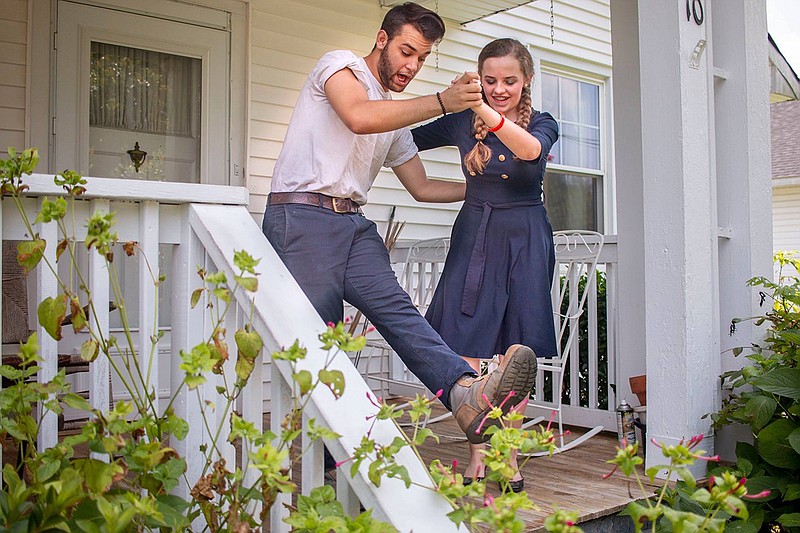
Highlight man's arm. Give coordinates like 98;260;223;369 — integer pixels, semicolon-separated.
326;70;482;135
392;155;465;203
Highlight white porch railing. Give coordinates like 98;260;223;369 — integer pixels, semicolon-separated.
377;236;621;431
0;174;461;532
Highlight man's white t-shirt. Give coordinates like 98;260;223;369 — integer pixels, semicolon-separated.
270;50;418;206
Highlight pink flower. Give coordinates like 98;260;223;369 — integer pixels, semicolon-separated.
335;456;353;468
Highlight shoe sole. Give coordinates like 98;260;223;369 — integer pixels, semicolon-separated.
464;344;537;444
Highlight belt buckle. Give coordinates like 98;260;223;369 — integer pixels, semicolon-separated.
331;197;350;213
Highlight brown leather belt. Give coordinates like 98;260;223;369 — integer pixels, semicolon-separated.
268;192;361;214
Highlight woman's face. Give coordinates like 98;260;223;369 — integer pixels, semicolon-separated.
480;55;529;121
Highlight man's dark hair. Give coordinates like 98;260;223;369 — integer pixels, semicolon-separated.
380;2;445;43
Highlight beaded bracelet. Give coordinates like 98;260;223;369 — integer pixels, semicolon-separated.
435;92;447;116
488;113;505;132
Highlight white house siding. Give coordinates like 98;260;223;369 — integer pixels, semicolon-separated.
0;0;27;158
247;0;612;240
773;187;800;253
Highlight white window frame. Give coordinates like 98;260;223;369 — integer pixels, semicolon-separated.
531;55;615;234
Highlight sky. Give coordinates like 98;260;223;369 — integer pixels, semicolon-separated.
767;0;800;74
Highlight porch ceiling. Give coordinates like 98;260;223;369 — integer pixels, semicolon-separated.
380;0;534;25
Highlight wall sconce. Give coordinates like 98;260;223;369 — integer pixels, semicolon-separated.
127;142;147;173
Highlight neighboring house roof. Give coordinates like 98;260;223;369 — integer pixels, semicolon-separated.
772;100;800;185
769;33;800;102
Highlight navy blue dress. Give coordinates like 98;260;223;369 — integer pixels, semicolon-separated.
412;110;559;359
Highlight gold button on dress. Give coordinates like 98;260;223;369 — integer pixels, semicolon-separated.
501;174;509;180
498;154;506;162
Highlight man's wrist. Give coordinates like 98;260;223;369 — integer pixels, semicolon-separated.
435;92;447;116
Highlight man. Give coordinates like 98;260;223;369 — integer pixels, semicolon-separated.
262;2;537;444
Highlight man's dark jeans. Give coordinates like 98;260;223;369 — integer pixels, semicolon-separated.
262;203;475;408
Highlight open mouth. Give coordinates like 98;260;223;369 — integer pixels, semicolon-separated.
395;73;411;87
491;96;510;108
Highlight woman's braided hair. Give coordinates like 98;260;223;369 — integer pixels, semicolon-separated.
464;38;534;175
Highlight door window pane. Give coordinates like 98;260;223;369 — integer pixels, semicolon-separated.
89;42;201;182
544;172;601;232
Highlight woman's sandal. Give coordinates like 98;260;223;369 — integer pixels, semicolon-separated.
462;475;485;486
506;477;525;493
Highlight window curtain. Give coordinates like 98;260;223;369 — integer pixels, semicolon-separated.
89;42;201;137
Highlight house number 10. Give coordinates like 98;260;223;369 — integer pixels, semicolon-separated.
686;0;704;25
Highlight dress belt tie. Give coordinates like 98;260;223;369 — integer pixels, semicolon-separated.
461;197;543;317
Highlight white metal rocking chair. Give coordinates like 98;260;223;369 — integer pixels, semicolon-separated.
521;230;605;455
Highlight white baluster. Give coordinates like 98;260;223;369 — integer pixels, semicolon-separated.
89;199;111;461
138;201;159;411
36;197;59;450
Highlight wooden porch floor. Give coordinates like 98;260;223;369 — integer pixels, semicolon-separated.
379;399;655;531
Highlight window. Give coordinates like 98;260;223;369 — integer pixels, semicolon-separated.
540;71;604;232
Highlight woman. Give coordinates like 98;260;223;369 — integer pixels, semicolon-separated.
412;38;559;493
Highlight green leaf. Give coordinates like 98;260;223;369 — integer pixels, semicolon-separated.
38;294;68;341
17;238;46;274
234;275;258;292
81;339;100;362
752;368;800;400
235;354;255;382
293;370;313;395
725;521;759;533
778;513;800;527
62;392;92;411
163;412;190;441
757;419;800;469
73;458;124;494
37;457;61;482
154;494;191;530
153;457;186;492
413;427;436;446
737;457;753;477
56;238;68;261
777;330;800;344
318;369;345;399
620;501;662;533
69;297;88;333
368;460;382;487
784;483;800;501
743;476;780;501
788;427;800;455
190;288;204;309
235;328;263;362
745;395;777;431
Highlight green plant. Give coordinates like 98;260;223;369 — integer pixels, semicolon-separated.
0;148;396;531
608;437;759;533
709;251;800;532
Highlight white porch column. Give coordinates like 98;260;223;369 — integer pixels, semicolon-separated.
609;0;771;476
710;2;772;459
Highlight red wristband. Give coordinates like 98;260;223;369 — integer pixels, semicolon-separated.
488;113;505;133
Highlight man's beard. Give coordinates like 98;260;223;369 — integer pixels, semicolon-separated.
377;46;401;92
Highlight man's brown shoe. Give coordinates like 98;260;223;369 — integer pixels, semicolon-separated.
449;344;537;444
